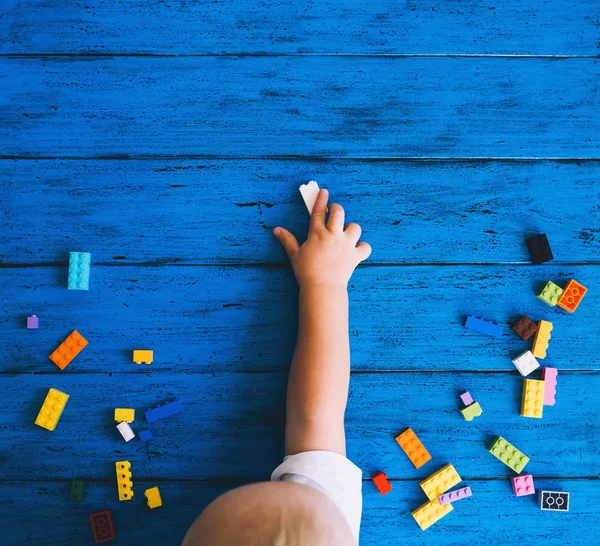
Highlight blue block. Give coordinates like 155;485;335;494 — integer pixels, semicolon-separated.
145;399;183;424
139;428;153;441
67;251;91;290
464;315;502;338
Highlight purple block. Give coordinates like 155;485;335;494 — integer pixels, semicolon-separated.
460;391;474;407
145;399;183;424
26;315;39;329
438;486;472;505
139;428;153;441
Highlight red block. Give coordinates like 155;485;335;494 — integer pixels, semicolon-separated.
372;471;392;495
90;510;115;543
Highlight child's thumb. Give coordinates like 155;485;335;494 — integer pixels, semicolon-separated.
273;227;300;258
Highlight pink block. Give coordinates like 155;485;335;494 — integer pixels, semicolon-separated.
438;486;472;505
511;474;535;497
541;367;558;406
460;391;474;407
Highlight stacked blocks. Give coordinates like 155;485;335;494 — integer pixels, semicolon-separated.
512;316;538;341
27;315;39;329
395;428;432;469
538;281;564;307
459;392;474;406
35;388;69;431
464;315;502;338
71;480;85;502
521;379;545;419
411;499;453;531
50;330;88;370
68;252;91;290
90;510;115;543
144;486;163;509
438;486;472;505
372;472;392;495
511;474;535;497
114;408;135;422
133;350;154;364
420;464;462;500
459;391;482;421
117;422;135;442
139;428;153;441
488;436;530;473
557;279;587;313
526;234;553;265
542;367;558;405
512;350;540;377
115;461;134;501
531;320;553;359
145;399;183;423
539;490;570;512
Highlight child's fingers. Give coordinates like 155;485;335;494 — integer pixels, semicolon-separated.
344;222;362;242
327;203;345;233
355;241;372;262
273;227;300;258
309;189;329;231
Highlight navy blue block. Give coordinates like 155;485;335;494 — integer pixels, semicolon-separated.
145;399;184;424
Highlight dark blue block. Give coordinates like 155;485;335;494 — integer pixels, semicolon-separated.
464;316;502;338
139;428;153;442
145;399;183;424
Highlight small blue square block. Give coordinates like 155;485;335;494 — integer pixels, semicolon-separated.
464;315;502;338
139;428;153;442
68;252;91;290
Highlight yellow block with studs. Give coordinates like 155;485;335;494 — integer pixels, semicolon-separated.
412;498;453;531
531;320;553;359
35;388;69;431
419;463;462;501
115;460;134;501
521;379;545;418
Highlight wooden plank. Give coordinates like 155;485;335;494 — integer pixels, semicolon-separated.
2;265;598;373
1;479;596;546
2;57;598;158
2;159;600;265
2;372;597;480
1;0;599;55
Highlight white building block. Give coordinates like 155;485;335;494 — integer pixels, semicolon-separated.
299;180;320;214
117;421;135;442
512;350;540;376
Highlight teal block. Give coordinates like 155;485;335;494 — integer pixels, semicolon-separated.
67;252;91;290
538;281;563;306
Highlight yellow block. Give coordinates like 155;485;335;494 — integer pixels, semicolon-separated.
133;349;153;364
412;498;453;531
114;408;135;422
531;320;553;359
144;486;163;509
521;379;545;418
116;460;134;501
35;388;69;431
419;463;462;500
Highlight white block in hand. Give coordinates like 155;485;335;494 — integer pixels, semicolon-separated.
299;180;320;214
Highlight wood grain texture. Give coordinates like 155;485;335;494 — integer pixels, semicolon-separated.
1;0;599;55
2;265;597;373
2;159;600;265
2;57;599;158
2;372;598;480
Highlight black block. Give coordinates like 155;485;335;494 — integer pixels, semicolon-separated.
539;490;570;512
526;234;553;264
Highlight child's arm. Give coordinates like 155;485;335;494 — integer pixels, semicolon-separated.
273;189;371;456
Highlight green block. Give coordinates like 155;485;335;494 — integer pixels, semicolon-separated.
70;480;84;502
460;401;483;421
538;281;564;307
488;436;530;473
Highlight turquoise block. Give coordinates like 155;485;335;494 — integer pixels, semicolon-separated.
67;252;91;290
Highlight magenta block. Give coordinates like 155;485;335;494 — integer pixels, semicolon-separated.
541;367;558;406
438;486;472;505
26;315;39;329
459;391;474;407
511;474;535;497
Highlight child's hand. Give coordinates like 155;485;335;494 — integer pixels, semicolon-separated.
273;189;371;289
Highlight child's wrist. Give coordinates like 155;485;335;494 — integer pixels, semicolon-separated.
299;281;348;295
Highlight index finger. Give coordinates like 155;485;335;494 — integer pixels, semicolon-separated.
309;189;329;232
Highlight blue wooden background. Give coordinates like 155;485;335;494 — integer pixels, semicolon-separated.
1;1;599;545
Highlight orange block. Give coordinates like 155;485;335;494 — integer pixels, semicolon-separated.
372;471;392;495
50;330;88;370
557;279;587;313
395;428;432;469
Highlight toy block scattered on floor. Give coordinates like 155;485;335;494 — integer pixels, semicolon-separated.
538;281;564;307
299;180;319;214
464;315;502;338
521;379;545;419
35;388;69;431
461;401;483;422
70;480;84;502
133;349;153;364
117;421;135;442
145;398;183;424
411;498;453;531
511;474;535;497
49;330;88;370
512;350;540;377
372;472;392;495
68;251;91;290
459;391;473;406
26;315;39;329
526;234;553;264
438;486;472;505
90;510;115;543
115;461;134;501
512;315;538;341
145;486;163;509
541;367;558;405
114;408;135;422
420;464;462;500
539;490;570;512
139;428;153;441
557;279;587;313
488;436;530;473
531;320;553;359
395;428;432;469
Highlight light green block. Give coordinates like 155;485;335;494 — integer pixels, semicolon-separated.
538;281;563;307
488;436;530;473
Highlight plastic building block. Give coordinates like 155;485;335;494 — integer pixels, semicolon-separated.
35;388;70;431
461;401;482;422
145;486;163;509
299;180;319;214
420;464;462;500
145;398;184;423
372;472;392;495
512;350;540;377
526;234;553;265
70;480;84;502
531;320;553;359
411;498;453;531
26;315;39;329
541;367;558;406
114;408;135;422
90;510;115;543
557;279;587;313
511;474;535;497
459;391;474;406
512;315;538;341
438;486;472;505
117;421;135;442
395;428;432;469
115;461;134;501
133;349;153;364
139;428;153;441
464;315;502;338
538;281;564;307
68;251;91;290
521;379;545;419
539;490;570;512
49;330;88;370
488;436;530;473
